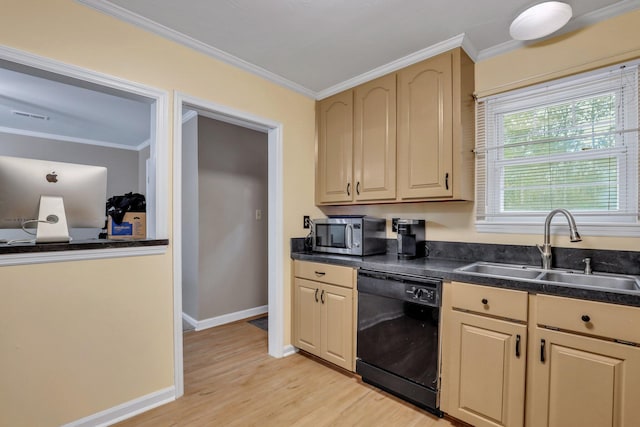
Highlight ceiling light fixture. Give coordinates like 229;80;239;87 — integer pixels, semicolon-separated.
509;1;573;41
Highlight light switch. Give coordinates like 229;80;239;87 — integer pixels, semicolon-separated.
255;209;262;220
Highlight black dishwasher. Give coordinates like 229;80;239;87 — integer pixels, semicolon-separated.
356;269;442;416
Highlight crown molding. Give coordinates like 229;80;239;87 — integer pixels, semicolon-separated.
316;34;467;100
461;35;479;62
75;0;317;99
76;0;640;99
0;126;144;151
477;0;640;62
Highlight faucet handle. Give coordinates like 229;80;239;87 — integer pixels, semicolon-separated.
536;244;543;254
582;257;592;275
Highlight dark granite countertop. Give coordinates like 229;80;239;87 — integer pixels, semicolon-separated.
0;238;169;254
291;241;640;308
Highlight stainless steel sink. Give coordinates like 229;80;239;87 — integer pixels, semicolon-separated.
456;262;543;280
455;261;640;293
539;271;640;291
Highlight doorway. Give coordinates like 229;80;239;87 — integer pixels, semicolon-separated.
181;113;268;329
172;93;285;398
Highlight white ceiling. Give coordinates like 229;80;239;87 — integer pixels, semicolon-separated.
1;0;639;149
0;61;152;149
88;0;640;98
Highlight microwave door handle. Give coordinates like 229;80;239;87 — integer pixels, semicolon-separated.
345;224;353;249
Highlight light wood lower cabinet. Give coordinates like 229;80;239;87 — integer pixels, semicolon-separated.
527;295;640;427
443;284;640;427
441;282;527;427
293;261;356;371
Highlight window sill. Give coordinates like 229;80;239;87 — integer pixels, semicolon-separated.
0;238;169;266
476;221;640;238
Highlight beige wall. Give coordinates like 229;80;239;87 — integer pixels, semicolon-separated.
197;117;268;320
324;9;640;252
475;8;640;98
0;1;317;425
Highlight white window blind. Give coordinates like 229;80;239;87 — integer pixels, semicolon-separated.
476;61;640;236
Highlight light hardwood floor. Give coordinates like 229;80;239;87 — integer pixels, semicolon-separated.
115;318;463;427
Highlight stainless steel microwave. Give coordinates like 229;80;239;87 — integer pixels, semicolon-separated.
312;216;386;256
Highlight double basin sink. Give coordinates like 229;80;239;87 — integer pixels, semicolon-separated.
456;262;640;293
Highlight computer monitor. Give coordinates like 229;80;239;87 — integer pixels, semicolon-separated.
0;155;107;243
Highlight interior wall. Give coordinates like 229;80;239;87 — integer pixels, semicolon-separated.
197;116;268;320
181;115;199;319
321;9;640;252
138;144;150;196
0;1;317;426
0;131;141;198
475;8;640;98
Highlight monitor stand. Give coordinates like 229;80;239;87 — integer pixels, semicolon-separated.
36;196;71;243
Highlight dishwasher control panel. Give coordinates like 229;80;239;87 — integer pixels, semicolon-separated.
405;285;437;305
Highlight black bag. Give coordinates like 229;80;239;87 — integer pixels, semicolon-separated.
106;192;146;224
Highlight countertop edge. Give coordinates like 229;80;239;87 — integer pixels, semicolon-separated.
291;251;640;308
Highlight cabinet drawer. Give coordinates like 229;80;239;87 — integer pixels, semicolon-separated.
450;281;528;322
294;261;355;288
536;294;640;344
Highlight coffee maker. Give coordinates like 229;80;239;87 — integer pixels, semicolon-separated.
396;219;426;259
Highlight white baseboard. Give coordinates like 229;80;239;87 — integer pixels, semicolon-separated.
185;305;268;331
181;311;198;328
62;386;175;427
283;345;298;357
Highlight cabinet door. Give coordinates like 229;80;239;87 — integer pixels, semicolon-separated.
353;74;396;201
397;51;453;199
528;327;640;427
320;283;353;370
294;278;321;356
444;310;526;427
316;91;353;204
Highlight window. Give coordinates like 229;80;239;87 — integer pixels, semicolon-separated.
476;62;639;236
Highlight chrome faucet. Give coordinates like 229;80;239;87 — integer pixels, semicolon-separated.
537;209;582;270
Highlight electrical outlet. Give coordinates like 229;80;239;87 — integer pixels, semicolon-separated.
303;215;311;229
392;218;399;233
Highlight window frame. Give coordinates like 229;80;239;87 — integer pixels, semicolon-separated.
476;61;640;237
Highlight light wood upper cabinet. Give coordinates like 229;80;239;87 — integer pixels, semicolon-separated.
353;74;397;201
397;51;453;199
398;48;474;201
316;91;353;204
315;47;474;205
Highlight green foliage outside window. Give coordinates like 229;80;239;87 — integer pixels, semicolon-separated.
499;93;620;212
